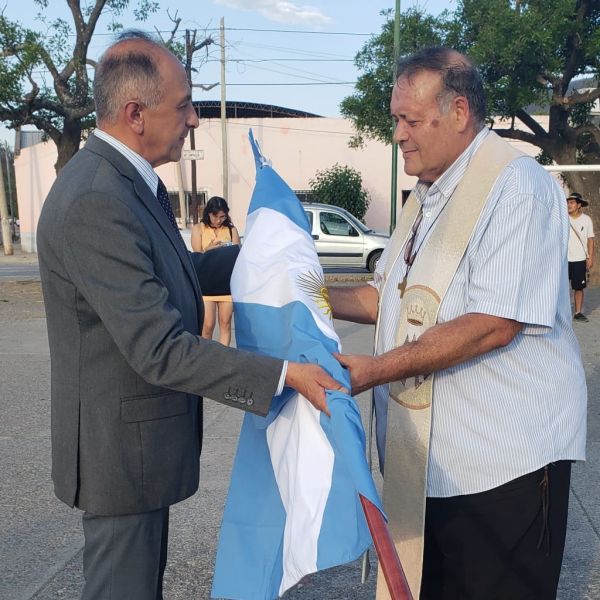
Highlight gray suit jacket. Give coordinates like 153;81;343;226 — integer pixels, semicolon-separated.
37;135;283;516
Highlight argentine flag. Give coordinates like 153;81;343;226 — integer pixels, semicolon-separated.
211;131;383;600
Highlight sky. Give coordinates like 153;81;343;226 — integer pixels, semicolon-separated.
0;0;455;147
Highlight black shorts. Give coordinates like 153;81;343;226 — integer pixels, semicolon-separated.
568;260;587;290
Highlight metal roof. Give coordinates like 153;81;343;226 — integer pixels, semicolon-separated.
193;100;321;119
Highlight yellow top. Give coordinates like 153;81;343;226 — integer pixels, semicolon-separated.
191;222;238;302
196;222;233;252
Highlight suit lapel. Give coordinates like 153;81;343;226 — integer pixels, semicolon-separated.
85;136;202;299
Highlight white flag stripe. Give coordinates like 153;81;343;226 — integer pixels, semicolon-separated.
233;207;338;343
266;395;335;594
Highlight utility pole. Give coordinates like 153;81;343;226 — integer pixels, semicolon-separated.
0;148;13;255
175;161;187;227
389;0;401;234
186;29;199;225
184;29;214;224
4;143;15;226
220;17;229;200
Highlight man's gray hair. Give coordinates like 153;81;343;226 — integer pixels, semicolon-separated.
93;30;167;125
396;47;487;128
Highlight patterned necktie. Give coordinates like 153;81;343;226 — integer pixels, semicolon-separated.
156;178;180;234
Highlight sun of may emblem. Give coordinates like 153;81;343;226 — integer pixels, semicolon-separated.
297;270;332;318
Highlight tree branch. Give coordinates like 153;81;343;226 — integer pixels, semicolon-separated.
36;45;66;93
59;0;104;85
159;9;182;46
562;0;590;90
565;87;600;106
491;126;548;153
514;108;549;137
537;71;560;88
0;42;28;58
193;36;214;53
575;123;600;146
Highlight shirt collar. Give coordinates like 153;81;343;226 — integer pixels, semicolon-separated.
93;129;159;195
414;128;490;207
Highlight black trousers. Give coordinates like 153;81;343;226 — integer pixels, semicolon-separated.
82;507;170;600
421;461;571;600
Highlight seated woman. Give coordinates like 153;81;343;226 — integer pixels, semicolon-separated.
191;196;240;346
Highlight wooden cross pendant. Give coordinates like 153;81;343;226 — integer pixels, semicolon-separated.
398;277;408;298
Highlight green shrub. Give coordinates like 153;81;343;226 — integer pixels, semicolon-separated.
309;163;370;221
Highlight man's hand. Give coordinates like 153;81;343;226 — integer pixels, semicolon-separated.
334;352;380;395
285;362;348;416
336;313;522;396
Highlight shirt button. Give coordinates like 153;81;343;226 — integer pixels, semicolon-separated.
424;211;432;218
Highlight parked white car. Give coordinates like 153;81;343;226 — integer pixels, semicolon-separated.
180;203;389;272
302;203;389;272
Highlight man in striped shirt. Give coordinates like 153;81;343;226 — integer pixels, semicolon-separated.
330;47;586;599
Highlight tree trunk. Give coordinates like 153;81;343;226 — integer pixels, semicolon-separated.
0;154;13;255
54;119;83;174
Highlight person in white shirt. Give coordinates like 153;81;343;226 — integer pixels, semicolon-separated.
567;191;594;322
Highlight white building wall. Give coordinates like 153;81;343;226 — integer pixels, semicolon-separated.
14;139;58;252
14;115;554;251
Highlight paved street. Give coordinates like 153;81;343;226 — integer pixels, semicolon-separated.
1;247;599;599
0;264;40;280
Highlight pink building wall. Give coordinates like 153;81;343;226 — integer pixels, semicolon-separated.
15;116;553;252
15;118;415;251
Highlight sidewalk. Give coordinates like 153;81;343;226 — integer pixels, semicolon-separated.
1;275;599;599
0;243;39;266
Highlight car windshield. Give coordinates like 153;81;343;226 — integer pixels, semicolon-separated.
341;210;370;233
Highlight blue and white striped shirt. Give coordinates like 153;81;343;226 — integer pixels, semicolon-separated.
373;129;587;497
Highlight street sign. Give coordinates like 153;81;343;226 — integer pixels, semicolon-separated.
182;149;204;160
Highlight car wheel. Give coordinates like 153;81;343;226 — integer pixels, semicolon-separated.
367;250;382;273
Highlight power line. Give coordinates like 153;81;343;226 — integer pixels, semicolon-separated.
221;58;355;63
240;41;350;60
209;120;356;137
79;27;374;38
224;82;356;86
227;49;351;84
221;27;372;36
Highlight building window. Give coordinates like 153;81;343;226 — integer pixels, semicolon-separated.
295;190;314;203
168;191;207;224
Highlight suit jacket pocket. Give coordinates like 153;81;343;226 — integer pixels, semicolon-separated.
120;392;189;423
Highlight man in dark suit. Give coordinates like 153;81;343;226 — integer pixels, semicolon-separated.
37;31;342;600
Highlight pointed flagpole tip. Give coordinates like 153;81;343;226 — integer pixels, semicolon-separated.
248;128;272;170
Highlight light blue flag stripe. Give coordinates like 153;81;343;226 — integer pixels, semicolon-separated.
211;130;382;600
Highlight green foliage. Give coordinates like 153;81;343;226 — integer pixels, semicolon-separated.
0;1;160;170
309;164;370;221
342;0;600;164
456;0;600;120
340;7;456;146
